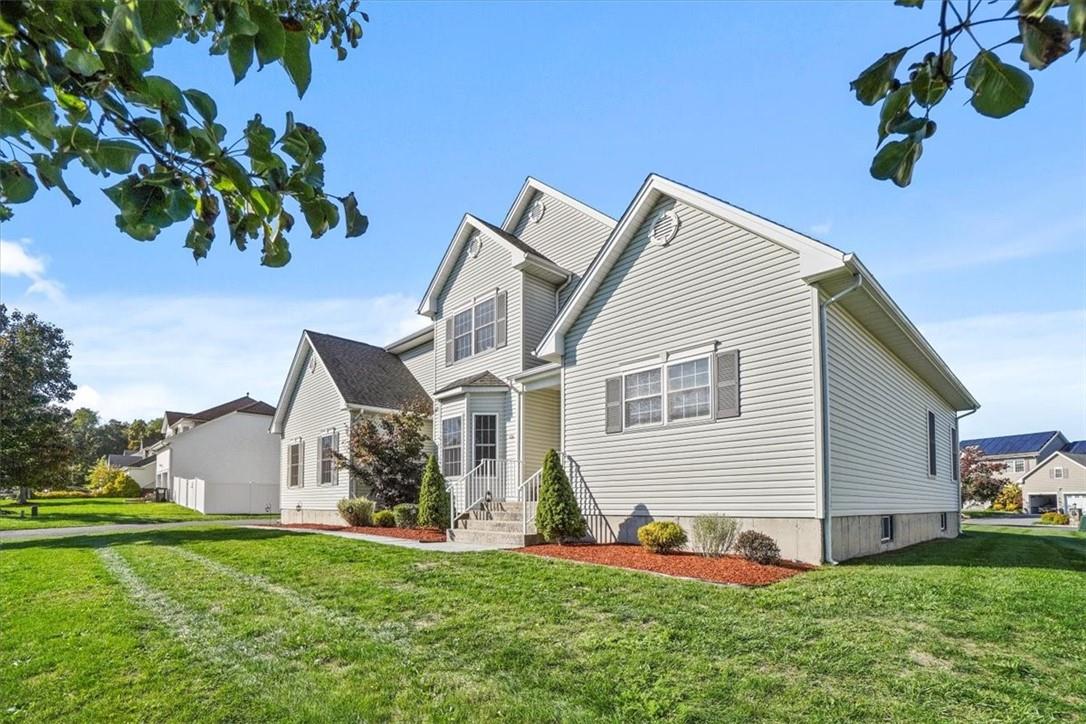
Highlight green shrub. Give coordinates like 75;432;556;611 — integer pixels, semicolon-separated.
337;497;374;527
86;460;140;498
637;521;687;554
35;489;95;499
991;484;1022;511
373;509;396;527
536;449;587;543
691;514;740;557
417;455;449;529
392;503;418;528
1039;512;1070;526
735;530;781;564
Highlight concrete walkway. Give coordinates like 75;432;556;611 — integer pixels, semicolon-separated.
246;524;498;553
0;518;275;542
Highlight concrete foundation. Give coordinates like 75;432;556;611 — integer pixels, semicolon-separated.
831;511;958;561
281;507;347;526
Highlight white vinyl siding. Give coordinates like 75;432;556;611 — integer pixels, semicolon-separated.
522;388;560;478
279;348;351;511
826;305;959;515
397;339;435;395
522;273;560;369
562;198;819;518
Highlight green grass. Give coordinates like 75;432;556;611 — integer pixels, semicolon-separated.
1;525;1083;722
0;497;276;530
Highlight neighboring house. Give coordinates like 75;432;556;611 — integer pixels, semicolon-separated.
270;331;431;523
1019;451;1086;516
959;431;1068;481
149;395;280;514
108;453;156;489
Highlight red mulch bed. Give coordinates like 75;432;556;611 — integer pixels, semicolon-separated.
514;544;813;586
282;523;446;543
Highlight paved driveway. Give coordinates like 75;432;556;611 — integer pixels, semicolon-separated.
0;518;275;541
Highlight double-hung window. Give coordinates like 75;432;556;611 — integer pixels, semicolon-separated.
666;357;711;421
1011;459;1026;474
452;309;473;362
1054;466;1066;479
318;432;337;485
473;298;496;353
441;417;462;476
448;293;504;364
624;368;662;427
288;441;302;488
473;414;497;464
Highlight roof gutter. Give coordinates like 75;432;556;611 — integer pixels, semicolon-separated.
819;273;863;566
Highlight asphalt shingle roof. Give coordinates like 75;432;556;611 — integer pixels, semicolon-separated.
474;219;556;265
306;331;432;413
435;370;508;395
959;431;1061;456
1063;452;1086;468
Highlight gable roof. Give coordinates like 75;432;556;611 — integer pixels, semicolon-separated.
533;173;978;411
960;431;1063;456
271;330;430;434
386;324;434;354
1020;449;1086;482
164;411;191;426
1063;440;1086;455
501;177;617;232
434;370;508;396
417;213;570;318
189;395;275;421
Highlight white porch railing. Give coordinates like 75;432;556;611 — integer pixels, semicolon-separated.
447;459;521;529
517;467;543;537
515;453;615;543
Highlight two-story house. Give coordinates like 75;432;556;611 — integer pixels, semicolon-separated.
959;431;1068;481
272;175;979;563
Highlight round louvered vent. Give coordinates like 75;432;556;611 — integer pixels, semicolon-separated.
650;210;681;246
528;199;546;223
467;234;483;258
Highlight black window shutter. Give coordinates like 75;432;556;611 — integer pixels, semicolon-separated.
605;377;622;433
495;290;508;348
715;350;740;419
444;317;453;366
951;426;959;481
927;411;937;476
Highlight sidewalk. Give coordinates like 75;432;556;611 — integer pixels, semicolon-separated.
0;518;275;541
246;524;497;552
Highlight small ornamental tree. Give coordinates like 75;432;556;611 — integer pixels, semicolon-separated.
332;400;427;508
416;455;449;529
992;483;1023;512
86;458;140;497
960;445;1007;506
535;449;586;544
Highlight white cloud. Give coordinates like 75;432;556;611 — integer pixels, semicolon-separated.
68;384;102;412
0;238;65;302
20;292;426;421
919;309;1086;441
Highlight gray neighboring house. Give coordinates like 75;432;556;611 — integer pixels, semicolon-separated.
959;430;1068;482
1019;450;1086;516
363;175;976;563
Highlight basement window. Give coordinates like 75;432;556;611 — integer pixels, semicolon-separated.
940;512;947;532
880;515;894;542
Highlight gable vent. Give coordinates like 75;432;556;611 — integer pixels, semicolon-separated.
649;209;681;246
528;199;546;223
467;233;483;258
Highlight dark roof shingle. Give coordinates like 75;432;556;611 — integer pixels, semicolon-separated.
474;219;556;265
307;331;431;412
435;370;508;395
959;431;1061;456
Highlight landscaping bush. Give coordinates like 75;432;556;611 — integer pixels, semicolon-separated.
1039;512;1070;526
735;530;781;565
373;510;396;527
86;460;140;498
637;521;688;554
392;503;418;528
337;497;375;527
417;455;449;529
691;514;740;557
536;449;587;543
991;484;1022;512
35;489;95;499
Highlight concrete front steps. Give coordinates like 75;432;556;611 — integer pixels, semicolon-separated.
447;501;542;548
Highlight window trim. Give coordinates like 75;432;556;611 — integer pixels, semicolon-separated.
939;511;948;532
880;515;894;543
613;348;720;432
1054;466;1066;479
1011;458;1026;474
622;365;663;429
441;416;463;477
448;292;500;365
664;355;712;424
317;430;337;487
472;413;498;466
287;439;303;489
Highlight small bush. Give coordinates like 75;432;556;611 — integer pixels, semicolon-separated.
1039;511;1070;526
691;514;741;557
86;460;140;498
735;530;781;564
35;489;95;499
536;449;587;543
417;455;449;529
373;509;396;527
637;521;688;554
337;497;375;527
392;503;418;528
991;484;1022;512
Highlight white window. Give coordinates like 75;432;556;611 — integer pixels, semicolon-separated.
473;414;497;464
452;308;473;362
318;432;337;486
880;515;894;542
450;295;499;362
1054;466;1066;479
473;297;495;353
288;441;302;488
1010;459;1026;474
939;512;947;532
442;417;462;476
624;368;662;427
666;357;711;421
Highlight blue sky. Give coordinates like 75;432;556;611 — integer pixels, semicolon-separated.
1;2;1083;440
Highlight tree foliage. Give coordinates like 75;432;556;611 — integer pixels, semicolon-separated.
0;304;75;502
125;416;163;450
960;444;1008;505
68;407;128;479
992;482;1023;512
333;401;428;508
535;449;586;544
86;457;140;497
852;0;1083;187
0;0;368;265
416;454;449;529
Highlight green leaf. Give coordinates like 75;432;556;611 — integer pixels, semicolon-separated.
229;35;255;84
870;137;923;188
99;0;152;55
249;186;279;217
133;117;167;149
1019;15;1072;69
31;154;80;206
9;94;57;147
261;233;291;268
1071;0;1086;58
965;51;1034;118
301;197;338;238
183;89;217;124
212;157;252;195
185;220;215;261
225;2;260;37
63;48;105;76
283;31;312;98
911;63;948;108
250;5;286;66
894;0;924;6
139;0;181;47
850;48;907;105
340;192;368;237
140;76;187;112
878;85;911;144
0;162;38;203
93;140;144;174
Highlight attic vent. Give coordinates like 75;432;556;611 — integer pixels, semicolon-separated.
308;356;317;373
467;234;483;258
649;209;681;246
528;199;546;223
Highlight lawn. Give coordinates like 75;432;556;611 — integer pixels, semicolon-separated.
0;497;276;531
1;525;1083;722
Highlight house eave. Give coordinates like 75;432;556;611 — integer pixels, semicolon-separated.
386;324;434;354
501;176;617;232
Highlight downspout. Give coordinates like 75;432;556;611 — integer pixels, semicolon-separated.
955;407;978;529
819;273;863;565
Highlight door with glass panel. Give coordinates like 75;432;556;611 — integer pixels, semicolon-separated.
473;414;500;499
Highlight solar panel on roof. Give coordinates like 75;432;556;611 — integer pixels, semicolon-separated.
958;431;1060;455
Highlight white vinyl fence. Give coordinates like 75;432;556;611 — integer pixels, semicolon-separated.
171;477;278;514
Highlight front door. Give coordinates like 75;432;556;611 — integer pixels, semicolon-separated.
473;414;499;497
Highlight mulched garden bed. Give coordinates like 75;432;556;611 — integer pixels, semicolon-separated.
282;523;446;543
514;543;813;586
